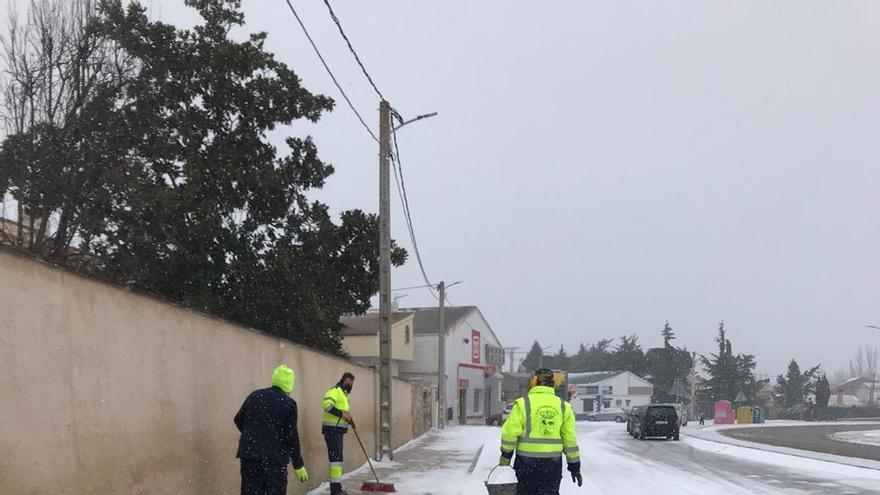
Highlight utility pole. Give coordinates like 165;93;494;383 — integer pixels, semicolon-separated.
504;347;521;374
437;281;446;429
689;351;697;420
378;100;393;460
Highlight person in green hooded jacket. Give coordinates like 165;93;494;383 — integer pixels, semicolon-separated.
235;364;309;495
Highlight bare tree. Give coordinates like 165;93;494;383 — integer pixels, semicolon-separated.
848;345;880;380
0;0;135;256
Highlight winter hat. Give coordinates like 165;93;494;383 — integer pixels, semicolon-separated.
272;364;295;393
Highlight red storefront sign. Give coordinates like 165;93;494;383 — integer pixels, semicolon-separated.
471;329;481;364
458;379;469;390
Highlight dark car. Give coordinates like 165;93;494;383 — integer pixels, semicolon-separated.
626;405;646;435
487;403;514;426
633;404;680;441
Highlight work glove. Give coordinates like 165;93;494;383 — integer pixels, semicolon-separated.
499;453;512;467
294;466;309;483
567;462;582;487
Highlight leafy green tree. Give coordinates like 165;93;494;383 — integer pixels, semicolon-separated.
702;321;757;403
777;359;820;409
542;344;571;371
815;374;831;418
583;339;614;371
647;322;693;402
1;0;406;353
571;343;589;372
611;334;646;376
662;321;676;347
521;341;544;372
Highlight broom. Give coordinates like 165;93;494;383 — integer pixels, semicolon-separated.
352;425;396;493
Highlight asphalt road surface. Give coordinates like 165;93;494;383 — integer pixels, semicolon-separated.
721;423;880;461
588;422;880;494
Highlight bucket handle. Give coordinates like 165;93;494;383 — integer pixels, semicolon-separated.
485;464;512;485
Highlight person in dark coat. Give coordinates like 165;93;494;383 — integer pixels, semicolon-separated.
235;364;309;495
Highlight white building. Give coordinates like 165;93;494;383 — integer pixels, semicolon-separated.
568;371;653;420
835;377;880;406
398;306;505;425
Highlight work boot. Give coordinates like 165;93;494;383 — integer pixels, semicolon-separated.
330;484;351;495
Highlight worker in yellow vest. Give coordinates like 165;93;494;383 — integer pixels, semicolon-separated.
322;372;355;495
499;368;582;494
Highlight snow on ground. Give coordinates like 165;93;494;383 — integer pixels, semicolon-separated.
831;429;880;447
684;435;880;484
314;422;880;494
687;421;880;470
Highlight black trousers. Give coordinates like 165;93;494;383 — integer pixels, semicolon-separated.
323;426;346;495
514;456;563;495
240;459;287;495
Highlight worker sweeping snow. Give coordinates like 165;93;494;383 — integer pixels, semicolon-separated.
322;372;356;495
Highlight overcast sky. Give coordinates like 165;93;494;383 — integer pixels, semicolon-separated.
123;1;880;377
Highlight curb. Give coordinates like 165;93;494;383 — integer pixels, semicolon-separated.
684;423;880;471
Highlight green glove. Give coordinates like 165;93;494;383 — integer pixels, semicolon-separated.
295;466;308;482
498;455;511;467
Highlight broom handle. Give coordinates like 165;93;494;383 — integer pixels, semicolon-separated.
353;426;382;483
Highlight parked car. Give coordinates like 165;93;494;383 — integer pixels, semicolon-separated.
486;412;503;426
626;405;646;435
633;404;680;441
586;408;626;423
487;403;515;426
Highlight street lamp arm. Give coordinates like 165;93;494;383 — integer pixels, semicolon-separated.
394;112;438;131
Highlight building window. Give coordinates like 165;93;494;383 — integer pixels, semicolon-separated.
625;400;631;407
603;399;611;409
474;389;483;413
405;326;410;344
583;386;599;395
616;399;622;406
601;385;613;395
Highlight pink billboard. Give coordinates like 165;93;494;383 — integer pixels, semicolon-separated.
713;400;734;424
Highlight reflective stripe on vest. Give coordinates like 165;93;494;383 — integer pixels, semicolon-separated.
322;386;351;428
516;391;566;457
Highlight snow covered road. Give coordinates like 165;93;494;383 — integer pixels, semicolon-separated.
329;423;880;494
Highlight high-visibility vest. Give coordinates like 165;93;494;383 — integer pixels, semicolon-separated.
500;385;580;462
322;385;351;429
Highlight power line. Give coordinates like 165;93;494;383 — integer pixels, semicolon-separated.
391;126;438;300
321;0;401;123
286;0;436;301
392;283;437;292
283;0;379;143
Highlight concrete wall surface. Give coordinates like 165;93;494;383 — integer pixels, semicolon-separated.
0;248;419;494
